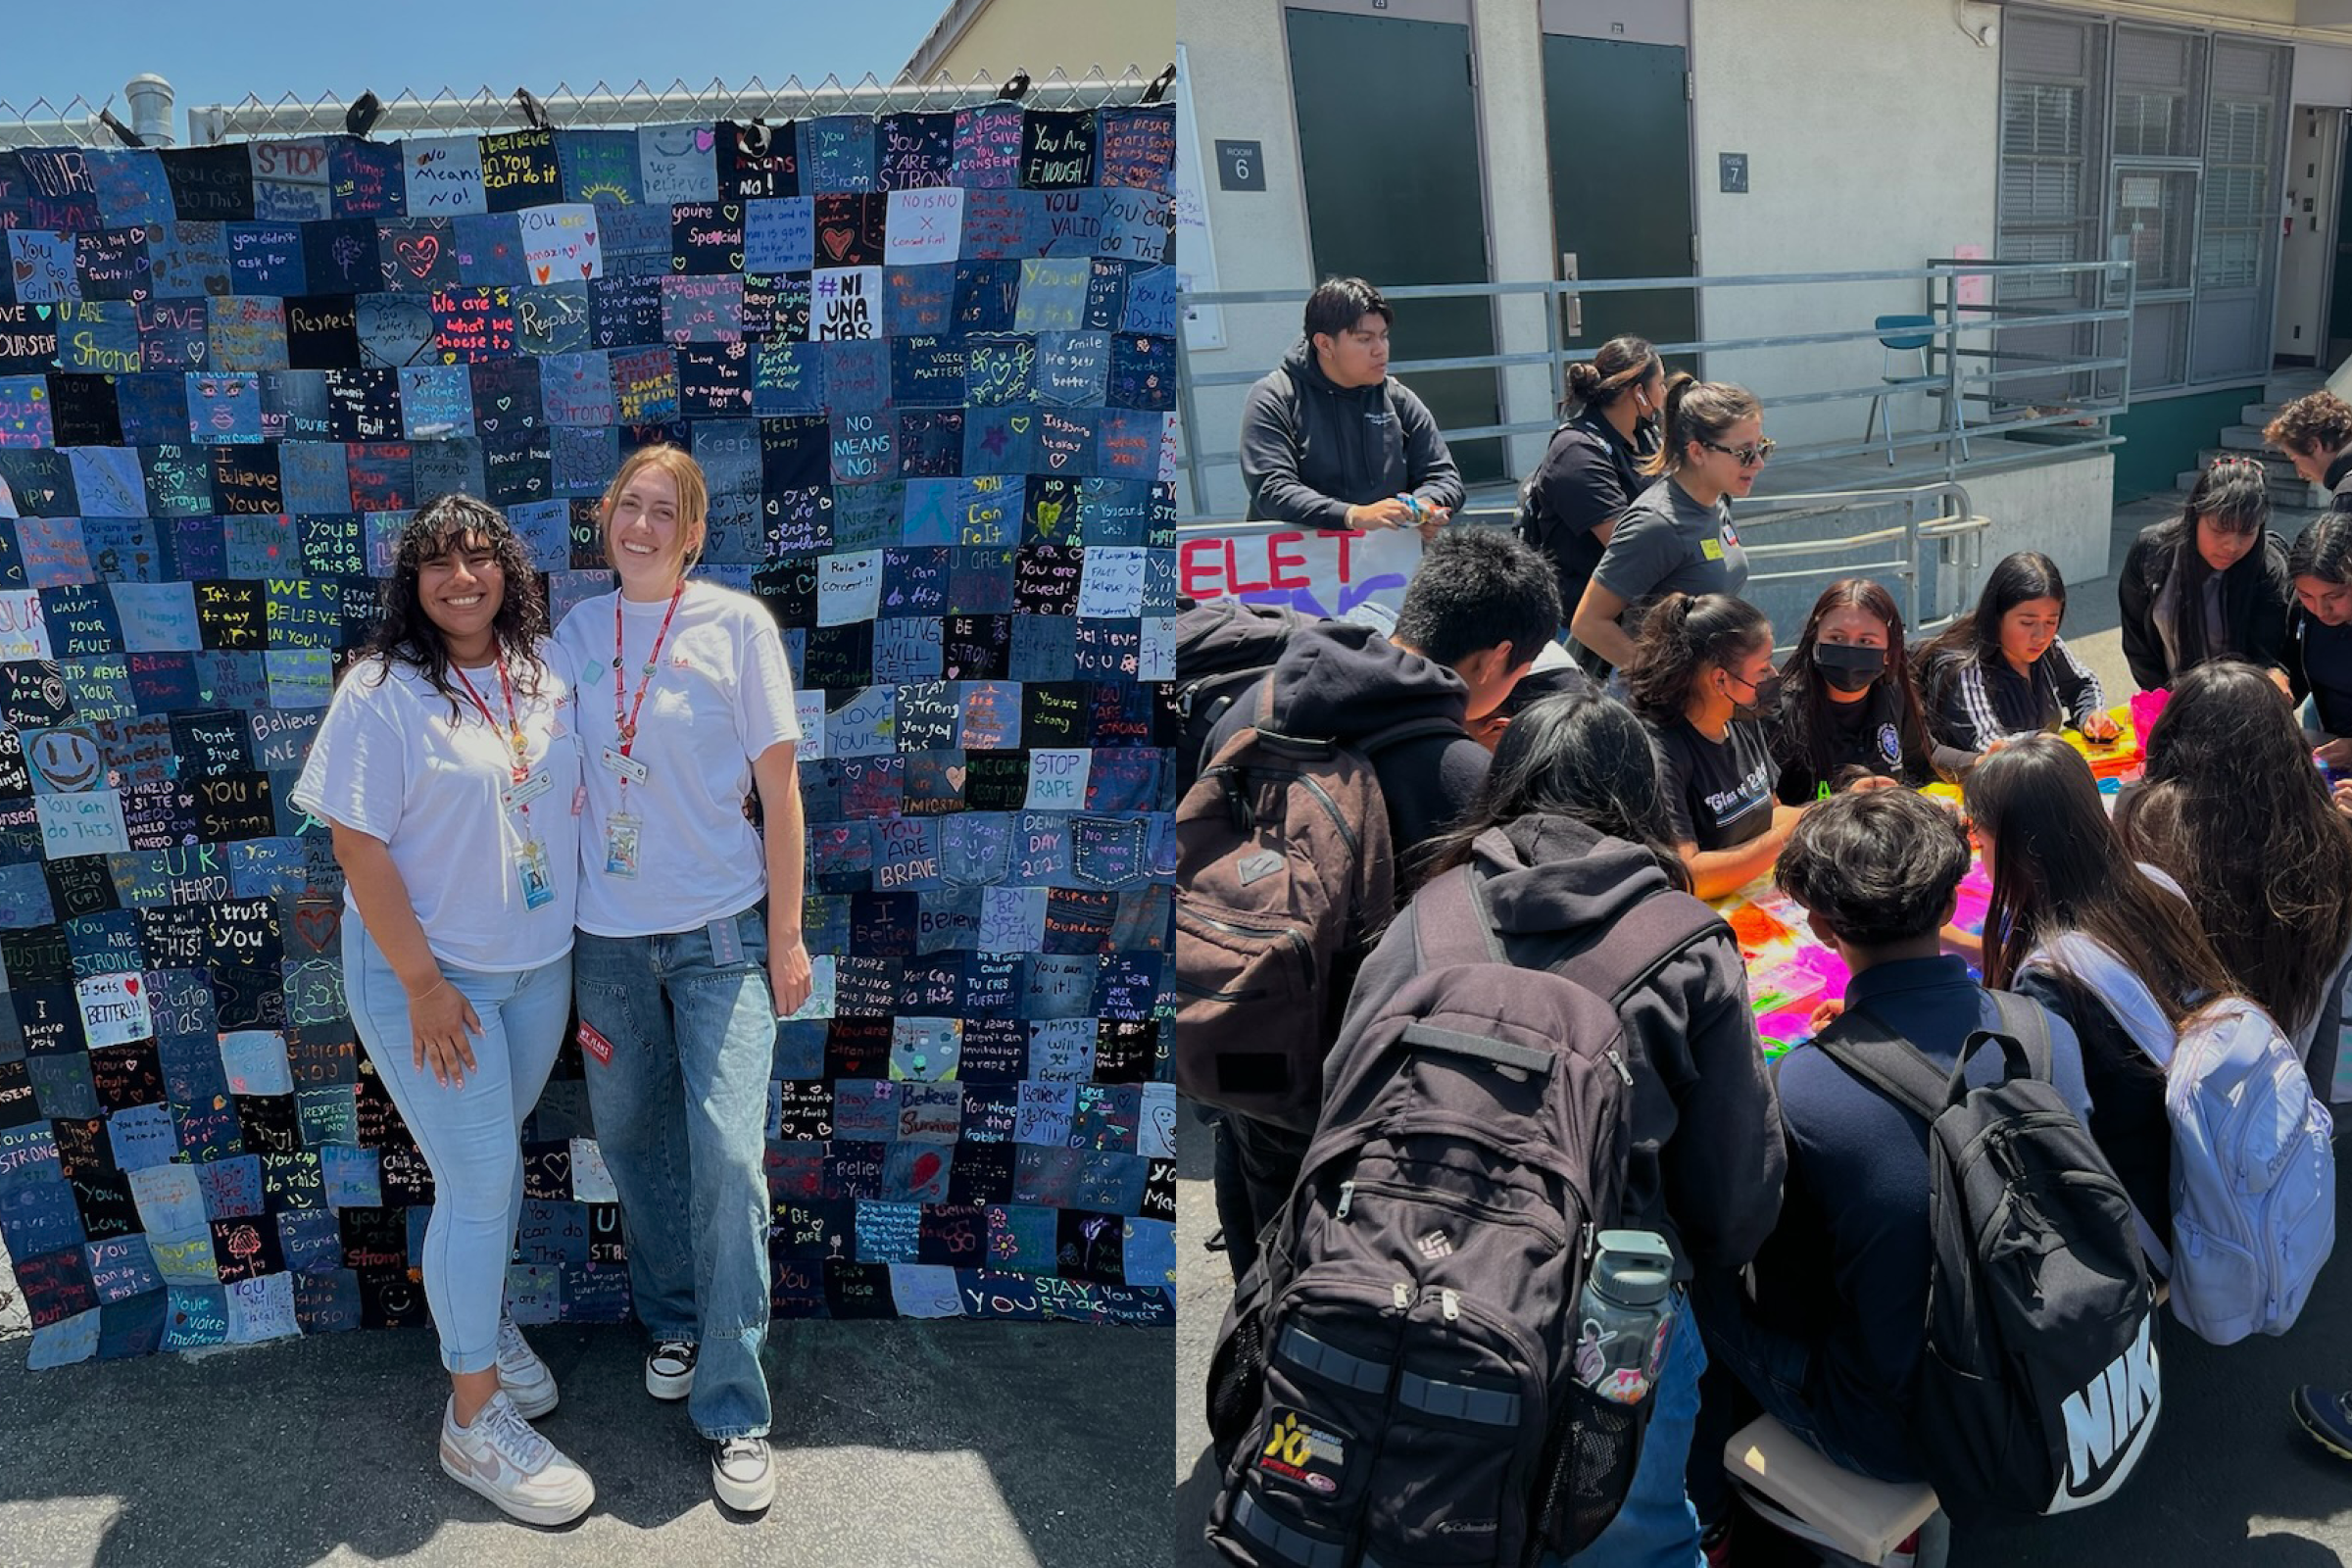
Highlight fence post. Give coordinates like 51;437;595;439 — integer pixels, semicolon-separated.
1175;294;1211;515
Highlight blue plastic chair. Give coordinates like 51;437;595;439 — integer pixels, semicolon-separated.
1863;314;1969;466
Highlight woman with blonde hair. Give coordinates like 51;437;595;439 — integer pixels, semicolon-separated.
554;444;812;1512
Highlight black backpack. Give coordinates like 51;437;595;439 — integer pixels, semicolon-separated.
1813;995;2161;1520
1202;860;1724;1567
1161;595;1320;798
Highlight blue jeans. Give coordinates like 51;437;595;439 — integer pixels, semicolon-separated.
1546;1294;1706;1568
342;918;570;1376
573;903;776;1440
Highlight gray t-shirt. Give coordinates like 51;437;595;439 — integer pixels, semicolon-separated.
1591;477;1750;620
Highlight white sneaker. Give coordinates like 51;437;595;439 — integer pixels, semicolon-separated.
711;1436;776;1512
646;1338;698;1400
496;1317;558;1419
439;1392;595;1527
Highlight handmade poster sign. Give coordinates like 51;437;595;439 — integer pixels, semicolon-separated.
0;103;1179;1367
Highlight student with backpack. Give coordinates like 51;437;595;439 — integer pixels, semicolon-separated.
1517;335;1666;671
1179;527;1560;1282
1201;689;1778;1568
1969;734;2335;1345
1695;789;2157;1523
1918;551;2118;759
2118;658;2352;1095
1623;592;1806;900
1358;689;1784;1566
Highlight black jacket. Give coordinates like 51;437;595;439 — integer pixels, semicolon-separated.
1239;338;1465;529
1343;813;1786;1278
1201;618;1489;851
2116;521;2291;691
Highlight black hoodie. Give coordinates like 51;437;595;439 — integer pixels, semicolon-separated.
2116;520;2291;691
1239;337;1465;529
1202;618;1491;849
1342;813;1787;1278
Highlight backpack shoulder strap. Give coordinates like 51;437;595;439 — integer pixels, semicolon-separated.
1411;865;1507;971
2022;933;2174;1067
1811;1004;1954;1123
1547;892;1730;1010
1976;989;2056;1084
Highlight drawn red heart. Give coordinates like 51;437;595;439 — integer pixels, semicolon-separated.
123;976;139;996
535;264;552;283
581;262;594;277
819;226;856;263
395;235;440;277
911;1152;942;1190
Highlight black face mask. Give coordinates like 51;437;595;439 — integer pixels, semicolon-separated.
1814;643;1886;694
1728;671;1783;722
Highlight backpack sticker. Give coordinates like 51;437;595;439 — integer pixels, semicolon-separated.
1236;849;1284;886
1258;1408;1348;1495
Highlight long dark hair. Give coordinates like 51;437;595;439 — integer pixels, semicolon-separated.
1966;734;2235;1032
1564;335;1660;417
362;494;549;718
2289;510;2352;585
1622;591;1771;726
1637;372;1761;479
1918;550;2069;675
2117;659;2352;1036
1780;577;1929;786
1414;690;1690;894
2152;460;2270;670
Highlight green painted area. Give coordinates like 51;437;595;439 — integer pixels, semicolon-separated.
2108;384;2263;503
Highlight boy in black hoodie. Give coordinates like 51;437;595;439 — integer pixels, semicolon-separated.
1239;275;1465;538
1201;527;1558;1279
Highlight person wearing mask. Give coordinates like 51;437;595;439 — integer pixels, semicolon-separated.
2118;658;2352;1092
1771;577;1965;803
1963;734;2239;1250
1238;274;1463;541
1344;689;1784;1568
2287;513;2352;764
291;496;592;1525
1623;592;1803;900
1517;335;1665;671
1918;551;2117;759
2117;458;2291;692
552;445;813;1513
1568;376;1764;671
2265;388;2352;509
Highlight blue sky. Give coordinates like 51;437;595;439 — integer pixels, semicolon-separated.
0;0;953;140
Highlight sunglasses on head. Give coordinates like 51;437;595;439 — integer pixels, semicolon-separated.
1701;437;1776;466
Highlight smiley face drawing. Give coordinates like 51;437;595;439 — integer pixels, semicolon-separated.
24;726;103;794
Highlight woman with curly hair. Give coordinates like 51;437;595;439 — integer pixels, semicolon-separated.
291;494;592;1525
2118;658;2352;1087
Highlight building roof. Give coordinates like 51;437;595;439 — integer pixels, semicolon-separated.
903;0;994;82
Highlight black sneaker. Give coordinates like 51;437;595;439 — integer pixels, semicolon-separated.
2294;1385;2352;1460
645;1338;697;1401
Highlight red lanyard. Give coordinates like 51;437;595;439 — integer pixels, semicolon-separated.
451;652;529;783
613;583;686;756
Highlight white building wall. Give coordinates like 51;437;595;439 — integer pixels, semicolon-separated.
1686;0;2003;452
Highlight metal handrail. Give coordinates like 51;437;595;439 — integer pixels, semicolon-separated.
1173;259;2134;518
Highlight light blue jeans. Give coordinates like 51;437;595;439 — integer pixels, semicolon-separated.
1546;1294;1706;1568
573;902;776;1440
342;917;570;1376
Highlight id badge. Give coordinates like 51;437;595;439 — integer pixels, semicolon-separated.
604;811;643;879
600;746;651;786
502;768;555;816
514;839;556;909
708;914;746;967
1701;537;1726;562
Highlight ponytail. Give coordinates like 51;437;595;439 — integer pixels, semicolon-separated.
1563;335;1661;417
1623;591;1771;724
1640;374;1763;478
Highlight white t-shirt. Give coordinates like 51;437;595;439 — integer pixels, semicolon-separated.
290;644;585;972
553;581;802;937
